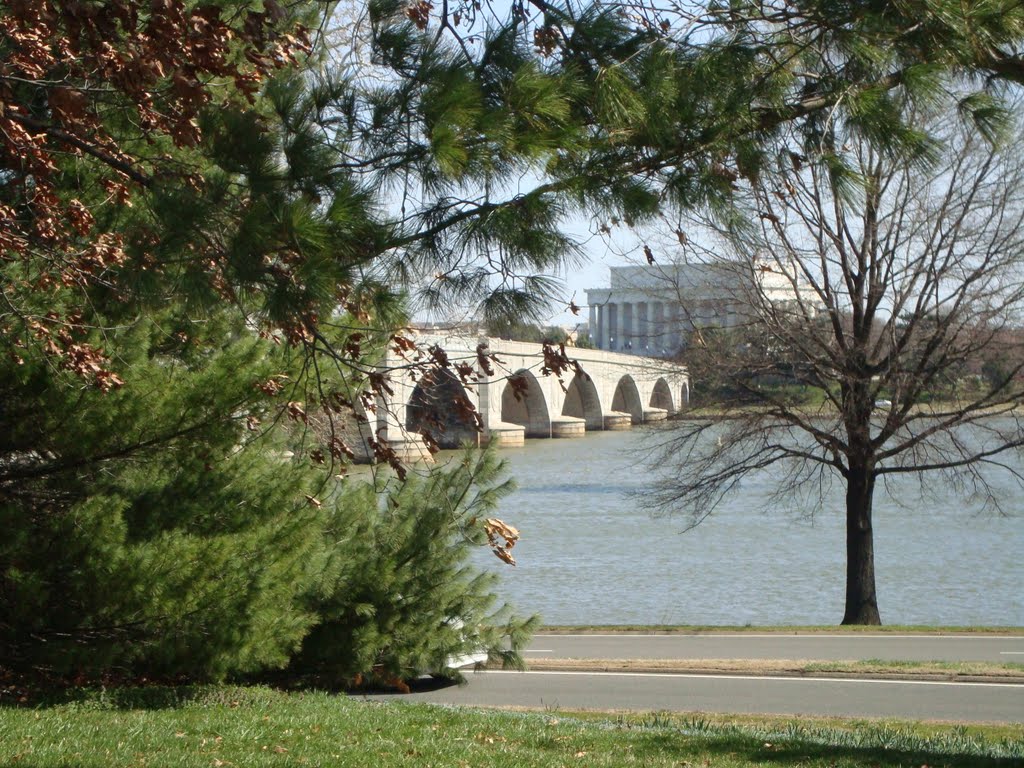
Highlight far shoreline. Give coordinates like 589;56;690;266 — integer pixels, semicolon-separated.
538;624;1024;635
672;402;1024;421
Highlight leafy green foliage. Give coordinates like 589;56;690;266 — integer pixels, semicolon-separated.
5;0;1024;680
0;308;534;682
0;310;325;679
295;448;537;684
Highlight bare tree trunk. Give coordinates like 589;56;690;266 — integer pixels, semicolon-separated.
842;465;881;625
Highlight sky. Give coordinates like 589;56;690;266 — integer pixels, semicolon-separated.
328;0;707;330
542;214;709;327
549;221;633;327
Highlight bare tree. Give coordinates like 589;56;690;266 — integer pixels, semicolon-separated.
652;104;1024;624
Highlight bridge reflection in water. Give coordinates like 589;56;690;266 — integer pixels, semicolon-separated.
370;332;689;457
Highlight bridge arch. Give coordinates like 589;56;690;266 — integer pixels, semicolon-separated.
501;369;551;437
406;368;478;449
561;370;603;430
611;375;644;424
650;377;674;413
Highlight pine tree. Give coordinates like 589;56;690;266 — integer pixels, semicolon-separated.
295;448;536;685
5;0;1023;669
0;308;329;678
1;0;569;679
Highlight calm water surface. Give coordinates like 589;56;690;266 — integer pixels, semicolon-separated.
448;426;1024;626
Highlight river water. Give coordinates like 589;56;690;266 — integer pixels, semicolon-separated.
449;425;1024;626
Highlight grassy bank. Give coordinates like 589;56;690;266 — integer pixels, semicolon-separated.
525;658;1024;681
2;686;1022;767
538;625;1024;635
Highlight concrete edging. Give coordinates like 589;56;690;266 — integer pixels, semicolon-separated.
523;660;1024;685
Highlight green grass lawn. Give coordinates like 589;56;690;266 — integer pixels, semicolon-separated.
2;686;1022;767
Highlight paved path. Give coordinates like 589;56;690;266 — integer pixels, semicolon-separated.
372;670;1024;723
526;633;1024;662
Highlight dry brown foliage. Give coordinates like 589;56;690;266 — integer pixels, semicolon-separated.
0;0;311;385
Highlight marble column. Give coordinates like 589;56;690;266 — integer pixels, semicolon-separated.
652;302;665;354
668;302;680;351
589;303;599;348
637;302;649;353
673;302;688;350
607;303;618;350
621;302;632;351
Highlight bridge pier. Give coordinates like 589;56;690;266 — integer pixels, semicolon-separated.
482;421;526;447
603;412;633;430
385;435;434;462
551;416;586;437
643;407;669;422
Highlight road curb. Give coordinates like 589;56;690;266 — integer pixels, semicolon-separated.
524;662;1024;685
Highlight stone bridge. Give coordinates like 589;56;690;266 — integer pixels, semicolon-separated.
368;331;689;457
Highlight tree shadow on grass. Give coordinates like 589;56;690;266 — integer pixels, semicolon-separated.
0;683;292;711
0;675;462;711
629;728;1024;768
352;674;463;699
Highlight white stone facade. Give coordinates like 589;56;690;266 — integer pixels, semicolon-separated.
585;262;815;356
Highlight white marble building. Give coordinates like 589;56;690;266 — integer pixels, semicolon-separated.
585;261;815;356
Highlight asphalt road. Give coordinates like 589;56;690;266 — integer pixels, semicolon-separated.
371;670;1024;723
525;633;1024;662
361;634;1024;722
